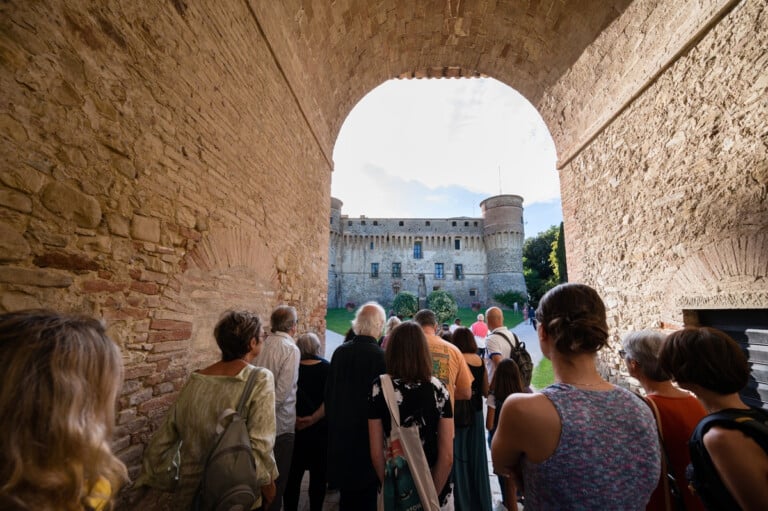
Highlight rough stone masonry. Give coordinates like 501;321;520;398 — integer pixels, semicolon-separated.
0;1;766;507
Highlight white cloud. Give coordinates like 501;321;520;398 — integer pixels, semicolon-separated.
332;77;561;223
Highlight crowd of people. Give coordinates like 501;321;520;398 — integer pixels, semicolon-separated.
1;282;766;511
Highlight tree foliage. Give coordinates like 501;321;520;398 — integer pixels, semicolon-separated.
523;223;568;306
391;291;418;318
493;290;527;309
427;290;458;324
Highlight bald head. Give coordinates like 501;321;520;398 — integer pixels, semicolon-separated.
353;301;386;338
486;307;504;330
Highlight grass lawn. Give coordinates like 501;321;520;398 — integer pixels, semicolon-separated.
325;307;525;335
531;357;554;389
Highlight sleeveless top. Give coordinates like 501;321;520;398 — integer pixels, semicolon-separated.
521;383;661;510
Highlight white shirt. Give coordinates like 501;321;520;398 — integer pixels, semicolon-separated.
253;331;300;436
485;327;514;381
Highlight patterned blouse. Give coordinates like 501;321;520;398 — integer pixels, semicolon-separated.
521;383;661;510
136;365;278;508
368;376;452;467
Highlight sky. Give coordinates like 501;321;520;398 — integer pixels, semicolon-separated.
331;77;563;238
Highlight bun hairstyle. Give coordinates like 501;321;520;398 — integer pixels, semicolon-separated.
537;283;609;355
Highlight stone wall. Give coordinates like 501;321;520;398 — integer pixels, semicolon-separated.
0;1;331;500
556;0;768;381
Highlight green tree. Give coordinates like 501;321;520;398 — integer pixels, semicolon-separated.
523;225;559;306
550;222;568;283
427;290;458;324
391;291;418;318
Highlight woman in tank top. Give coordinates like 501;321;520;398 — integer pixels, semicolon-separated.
491;283;661;510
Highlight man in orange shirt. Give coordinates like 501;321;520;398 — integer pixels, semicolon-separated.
414;309;473;406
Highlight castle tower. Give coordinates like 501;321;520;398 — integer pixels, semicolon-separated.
328;197;344;308
480;194;527;304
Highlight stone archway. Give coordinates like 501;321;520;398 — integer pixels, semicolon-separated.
1;1;766;506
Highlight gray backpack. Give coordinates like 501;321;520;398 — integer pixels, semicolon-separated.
192;369;260;511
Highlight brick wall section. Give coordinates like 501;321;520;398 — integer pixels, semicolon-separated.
557;0;768;383
0;1;330;501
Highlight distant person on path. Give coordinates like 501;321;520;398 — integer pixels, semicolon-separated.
449;317;462;333
492;283;660;510
528;305;537;329
622;330;706;511
659;327;768;511
470;313;489;358
284;333;330;511
414;309;473;406
0;310;129;511
253;305;301;511
325;302;387;511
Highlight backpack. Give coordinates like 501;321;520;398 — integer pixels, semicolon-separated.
687;407;768;511
496;331;534;387
192;369;260;511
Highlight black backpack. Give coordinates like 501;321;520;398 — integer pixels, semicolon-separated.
192;369;261;511
687;407;768;511
496;331;534;387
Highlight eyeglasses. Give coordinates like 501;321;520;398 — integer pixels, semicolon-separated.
618;349;627;359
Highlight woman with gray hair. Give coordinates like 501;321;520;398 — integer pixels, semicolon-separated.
284;333;330;511
621;330;706;511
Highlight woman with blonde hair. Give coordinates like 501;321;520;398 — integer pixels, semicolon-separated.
0;309;128;511
492;283;661;509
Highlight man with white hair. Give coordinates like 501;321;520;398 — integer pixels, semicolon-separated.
325;302;386;511
471;313;489;358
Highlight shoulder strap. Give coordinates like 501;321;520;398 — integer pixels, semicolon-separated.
380;374;401;429
643;396;683;511
495;330;521;350
236;368;260;416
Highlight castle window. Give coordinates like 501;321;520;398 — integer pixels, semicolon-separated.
425;221;431;226
464;221;469;226
435;263;444;280
361;220;366;225
433;285;441;291
392;262;401;278
454;239;461;250
370;241;374;250
399;221;404;226
452;221;457;226
474;221;478;227
370;263;379;278
413;241;422;259
330;216;333;225
373;221;378;226
348;220;352;226
469;288;477;297
455;264;464;280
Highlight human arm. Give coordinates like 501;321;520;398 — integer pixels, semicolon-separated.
368;418;386;484
134;402;182;490
296;403;325;430
481;364;489;397
486;402;495;432
431;417;454;494
452;345;473;401
246;369;279;486
704;426;768;511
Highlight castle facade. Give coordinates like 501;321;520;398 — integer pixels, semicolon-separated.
328;194;527;309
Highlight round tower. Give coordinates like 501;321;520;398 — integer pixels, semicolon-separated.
480;194;527;304
328;197;344;308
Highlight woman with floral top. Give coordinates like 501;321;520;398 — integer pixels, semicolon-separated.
368;321;454;507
